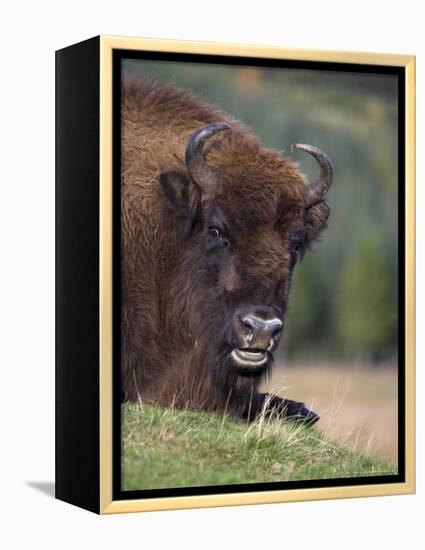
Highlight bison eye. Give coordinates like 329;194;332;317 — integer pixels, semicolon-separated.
208;226;221;239
290;242;303;265
207;225;229;253
289;229;306;265
293;243;302;257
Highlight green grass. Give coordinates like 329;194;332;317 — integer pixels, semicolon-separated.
122;403;396;491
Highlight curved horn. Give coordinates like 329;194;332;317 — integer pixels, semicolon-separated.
185;123;230;187
292;143;334;208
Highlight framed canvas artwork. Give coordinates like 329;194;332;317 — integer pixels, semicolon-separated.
55;35;415;514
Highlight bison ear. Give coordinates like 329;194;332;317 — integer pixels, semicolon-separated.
160;171;201;237
160;171;190;210
304;200;331;246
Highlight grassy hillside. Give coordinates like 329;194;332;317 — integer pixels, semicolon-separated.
122;403;396;491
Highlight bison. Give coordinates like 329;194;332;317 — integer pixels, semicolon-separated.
121;76;334;425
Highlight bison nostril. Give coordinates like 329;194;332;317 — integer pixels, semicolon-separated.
272;327;282;339
239;319;254;343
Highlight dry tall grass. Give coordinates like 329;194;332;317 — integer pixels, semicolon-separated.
262;364;398;464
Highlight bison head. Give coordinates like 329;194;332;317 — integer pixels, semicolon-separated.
159;122;333;408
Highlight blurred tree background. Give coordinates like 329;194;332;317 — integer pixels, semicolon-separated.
123;59;399;367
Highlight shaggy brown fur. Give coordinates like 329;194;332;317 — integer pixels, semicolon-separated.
121;76;330;418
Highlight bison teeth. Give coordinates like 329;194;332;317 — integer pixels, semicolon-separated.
230;349;268;368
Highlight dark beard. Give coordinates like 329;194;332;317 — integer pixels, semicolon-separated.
212;343;273;416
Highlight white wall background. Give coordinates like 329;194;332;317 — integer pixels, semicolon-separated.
0;1;422;548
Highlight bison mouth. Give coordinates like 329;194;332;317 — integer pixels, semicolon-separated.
230;348;271;374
